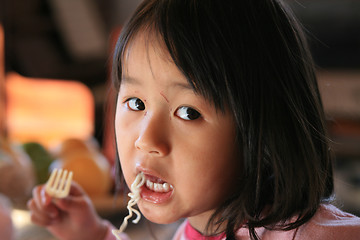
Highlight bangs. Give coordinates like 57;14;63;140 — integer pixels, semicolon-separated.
112;0;233;113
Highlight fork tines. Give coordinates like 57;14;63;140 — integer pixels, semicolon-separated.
45;168;73;198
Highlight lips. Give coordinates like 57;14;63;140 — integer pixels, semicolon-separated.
140;173;174;204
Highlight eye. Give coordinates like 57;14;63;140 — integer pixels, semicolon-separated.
176;106;201;120
126;98;145;111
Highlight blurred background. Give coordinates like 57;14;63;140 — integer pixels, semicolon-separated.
0;0;359;239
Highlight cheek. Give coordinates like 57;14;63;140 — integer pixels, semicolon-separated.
115;107;137;149
115;111;137;184
175;133;239;199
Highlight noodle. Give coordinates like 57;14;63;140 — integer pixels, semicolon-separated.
112;172;146;240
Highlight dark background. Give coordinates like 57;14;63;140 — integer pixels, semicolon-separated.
1;0;359;215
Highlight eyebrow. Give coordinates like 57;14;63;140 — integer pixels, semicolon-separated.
121;76;141;85
121;75;194;91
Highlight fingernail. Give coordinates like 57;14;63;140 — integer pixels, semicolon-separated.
41;195;47;205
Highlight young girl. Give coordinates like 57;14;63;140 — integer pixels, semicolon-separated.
27;0;360;239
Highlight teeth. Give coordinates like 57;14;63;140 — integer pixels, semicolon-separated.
154;183;160;191
146;180;154;189
146;179;173;193
163;183;170;192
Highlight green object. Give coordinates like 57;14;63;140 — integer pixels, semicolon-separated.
22;142;53;184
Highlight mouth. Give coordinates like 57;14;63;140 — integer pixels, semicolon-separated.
144;174;174;193
140;173;174;204
145;179;174;193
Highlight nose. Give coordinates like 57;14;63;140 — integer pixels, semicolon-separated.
134;112;170;156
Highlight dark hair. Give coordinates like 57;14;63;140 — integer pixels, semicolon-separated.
112;0;334;239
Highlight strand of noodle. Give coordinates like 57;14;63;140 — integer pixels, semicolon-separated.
112;172;145;240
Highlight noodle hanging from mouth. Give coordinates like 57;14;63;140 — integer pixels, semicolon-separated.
112;172;145;240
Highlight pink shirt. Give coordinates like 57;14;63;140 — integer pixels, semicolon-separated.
173;204;360;240
104;204;360;240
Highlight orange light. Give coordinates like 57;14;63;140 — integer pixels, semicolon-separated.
5;72;94;148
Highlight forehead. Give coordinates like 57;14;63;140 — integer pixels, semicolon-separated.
121;31;193;91
116;28;225;111
122;30;172;68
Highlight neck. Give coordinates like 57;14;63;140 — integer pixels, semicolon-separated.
188;210;226;236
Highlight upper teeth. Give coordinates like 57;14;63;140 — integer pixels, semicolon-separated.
146;180;173;193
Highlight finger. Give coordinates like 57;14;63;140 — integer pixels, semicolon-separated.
51;181;86;211
27;199;53;226
28;189;59;219
27;198;36;212
40;186;53;205
49;182;92;213
32;186;45;210
33;186;54;211
68;181;87;197
30;211;54;227
53;195;88;212
27;197;58;219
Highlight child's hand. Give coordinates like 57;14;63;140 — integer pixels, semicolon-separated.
27;182;109;240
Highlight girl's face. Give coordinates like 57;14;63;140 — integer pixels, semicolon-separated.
115;34;240;230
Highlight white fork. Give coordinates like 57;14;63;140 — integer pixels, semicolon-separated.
45;168;73;198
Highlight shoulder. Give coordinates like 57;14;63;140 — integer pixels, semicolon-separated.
295;204;360;240
235;204;360;240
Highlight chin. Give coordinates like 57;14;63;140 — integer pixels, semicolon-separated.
138;202;181;225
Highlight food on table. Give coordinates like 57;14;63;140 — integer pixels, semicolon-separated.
50;138;112;197
22;142;54;184
0;137;35;201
